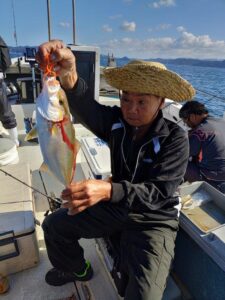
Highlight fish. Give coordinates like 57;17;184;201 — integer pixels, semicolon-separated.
25;76;79;186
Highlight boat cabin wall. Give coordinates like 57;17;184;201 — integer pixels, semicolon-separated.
69;45;100;103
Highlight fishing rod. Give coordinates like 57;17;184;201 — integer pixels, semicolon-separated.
0;168;61;205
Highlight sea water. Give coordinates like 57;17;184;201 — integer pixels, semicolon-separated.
105;60;225;118
164;64;225;118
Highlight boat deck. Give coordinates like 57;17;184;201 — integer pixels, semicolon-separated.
0;130;121;300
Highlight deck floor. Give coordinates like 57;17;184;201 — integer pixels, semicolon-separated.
0;134;119;300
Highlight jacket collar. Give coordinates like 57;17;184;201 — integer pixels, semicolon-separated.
147;110;170;137
121;110;170;140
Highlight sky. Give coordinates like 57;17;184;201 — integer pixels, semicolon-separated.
1;0;225;59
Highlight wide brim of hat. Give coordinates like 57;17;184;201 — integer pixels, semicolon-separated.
103;64;195;101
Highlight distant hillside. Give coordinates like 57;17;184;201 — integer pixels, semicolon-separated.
151;58;225;69
9;47;225;69
101;54;225;69
100;55;130;67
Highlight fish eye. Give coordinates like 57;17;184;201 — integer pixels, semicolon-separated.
59;100;63;105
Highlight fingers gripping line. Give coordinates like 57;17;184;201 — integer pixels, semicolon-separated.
40;54;57;77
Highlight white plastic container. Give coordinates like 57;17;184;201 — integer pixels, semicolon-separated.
179;181;225;233
0;138;19;166
80;136;111;180
0;163;39;275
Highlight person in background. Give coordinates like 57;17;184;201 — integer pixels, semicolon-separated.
0;35;19;147
37;40;195;300
179;101;225;193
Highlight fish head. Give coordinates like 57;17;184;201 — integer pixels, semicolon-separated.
36;76;67;122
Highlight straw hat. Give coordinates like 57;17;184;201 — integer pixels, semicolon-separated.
103;60;195;101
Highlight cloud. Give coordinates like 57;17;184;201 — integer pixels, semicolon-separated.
176;31;223;49
98;30;225;59
102;25;113;32
100;36;174;56
109;14;122;20
149;0;176;9
59;22;70;28
121;37;133;43
148;23;171;33
156;23;171;30
120;21;136;32
177;26;185;32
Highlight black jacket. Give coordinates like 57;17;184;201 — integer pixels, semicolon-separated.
67;78;189;221
0;36;11;73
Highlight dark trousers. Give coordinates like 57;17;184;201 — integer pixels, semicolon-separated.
185;162;225;193
0;79;17;129
42;201;177;300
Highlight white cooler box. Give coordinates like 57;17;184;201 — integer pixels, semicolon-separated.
80;136;111;180
0;163;39;275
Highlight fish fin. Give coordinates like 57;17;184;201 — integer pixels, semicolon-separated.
51;124;58;136
25;126;38;141
40;162;49;173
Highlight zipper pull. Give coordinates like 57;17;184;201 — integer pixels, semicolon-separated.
133;127;139;141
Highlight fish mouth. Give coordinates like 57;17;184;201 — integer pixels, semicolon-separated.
36;76;65;122
48;84;60;95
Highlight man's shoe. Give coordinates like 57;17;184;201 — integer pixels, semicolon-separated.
45;261;93;286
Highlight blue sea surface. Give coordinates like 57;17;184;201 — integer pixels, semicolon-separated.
104;57;225;118
166;64;225;118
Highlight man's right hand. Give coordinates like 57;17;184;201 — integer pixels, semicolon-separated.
36;39;78;89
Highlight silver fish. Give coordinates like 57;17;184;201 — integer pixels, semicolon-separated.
25;76;79;186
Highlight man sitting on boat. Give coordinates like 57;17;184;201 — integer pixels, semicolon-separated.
37;40;195;300
179;101;225;193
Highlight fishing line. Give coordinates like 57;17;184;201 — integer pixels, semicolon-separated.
0;168;61;204
169;86;225;127
196;88;225;102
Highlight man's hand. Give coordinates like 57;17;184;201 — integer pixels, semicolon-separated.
61;179;112;215
36;39;78;89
